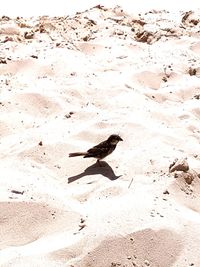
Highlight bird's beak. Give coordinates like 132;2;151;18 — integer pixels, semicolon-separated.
119;137;123;141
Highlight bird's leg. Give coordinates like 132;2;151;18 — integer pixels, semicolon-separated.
97;159;102;167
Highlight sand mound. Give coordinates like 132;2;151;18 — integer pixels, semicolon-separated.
0;201;80;249
79;229;183;267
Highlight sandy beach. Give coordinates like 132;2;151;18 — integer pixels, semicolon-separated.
0;3;200;267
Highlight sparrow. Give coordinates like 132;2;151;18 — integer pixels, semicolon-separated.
69;134;123;165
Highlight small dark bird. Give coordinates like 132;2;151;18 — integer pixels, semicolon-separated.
69;134;123;165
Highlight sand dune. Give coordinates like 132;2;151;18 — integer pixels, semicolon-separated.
0;4;200;267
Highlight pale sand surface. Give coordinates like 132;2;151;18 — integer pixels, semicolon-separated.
1;0;200;16
0;4;200;267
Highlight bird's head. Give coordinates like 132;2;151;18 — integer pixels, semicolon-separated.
107;134;123;145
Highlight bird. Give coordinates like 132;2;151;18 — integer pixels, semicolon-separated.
69;134;123;165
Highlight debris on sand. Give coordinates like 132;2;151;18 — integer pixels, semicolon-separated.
169;158;199;184
169;158;189;173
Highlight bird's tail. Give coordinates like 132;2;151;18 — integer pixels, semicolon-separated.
69;152;87;157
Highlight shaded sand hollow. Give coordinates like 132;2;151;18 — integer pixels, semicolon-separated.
0;4;200;267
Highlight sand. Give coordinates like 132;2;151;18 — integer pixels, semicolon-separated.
0;4;200;267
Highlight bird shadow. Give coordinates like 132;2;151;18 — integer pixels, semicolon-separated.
68;161;122;183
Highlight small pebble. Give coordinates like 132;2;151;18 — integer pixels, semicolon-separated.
163;190;169;194
38;141;43;146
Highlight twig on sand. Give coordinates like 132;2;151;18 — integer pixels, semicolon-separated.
11;190;24;195
128;177;134;189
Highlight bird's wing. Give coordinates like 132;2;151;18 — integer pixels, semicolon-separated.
87;140;110;155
